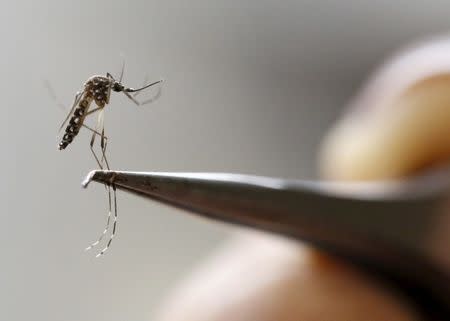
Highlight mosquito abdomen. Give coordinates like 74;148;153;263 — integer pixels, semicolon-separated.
58;96;92;150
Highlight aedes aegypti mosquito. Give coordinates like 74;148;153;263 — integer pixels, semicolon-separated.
53;64;163;257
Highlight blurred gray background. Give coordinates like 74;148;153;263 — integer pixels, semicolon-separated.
1;0;449;320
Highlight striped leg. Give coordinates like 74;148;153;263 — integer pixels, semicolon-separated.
95;126;119;257
85;186;112;251
90;110;118;257
85;109;117;255
89;109;106;169
99;127;110;170
96;184;118;257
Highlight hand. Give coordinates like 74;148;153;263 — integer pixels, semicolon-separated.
155;37;450;321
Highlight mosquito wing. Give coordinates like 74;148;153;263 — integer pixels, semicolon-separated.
58;91;84;132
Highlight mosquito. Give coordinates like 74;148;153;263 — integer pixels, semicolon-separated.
54;65;163;257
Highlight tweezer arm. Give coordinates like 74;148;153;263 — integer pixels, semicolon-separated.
83;170;450;318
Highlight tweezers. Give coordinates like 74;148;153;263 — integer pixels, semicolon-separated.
83;168;450;319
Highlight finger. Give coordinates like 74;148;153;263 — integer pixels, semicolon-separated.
155;232;418;321
320;37;450;181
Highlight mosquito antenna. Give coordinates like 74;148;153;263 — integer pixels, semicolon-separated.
125;79;163;93
106;72;116;82
118;58;125;83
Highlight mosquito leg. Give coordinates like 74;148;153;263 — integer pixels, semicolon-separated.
86;108;115;252
89;130;104;170
93;109;110;170
123;91;141;106
83;123;110;166
86;104;109;167
96;184;118;257
132;74;149;98
84;106;103;117
88;107;107;169
81;123;108;140
85;123;109;167
95;113;110;170
82;123;109;161
92;108;118;257
87;125;111;170
138;84;163;106
100;128;110;170
85;186;112;251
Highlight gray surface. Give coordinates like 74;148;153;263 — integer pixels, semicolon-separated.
2;1;450;320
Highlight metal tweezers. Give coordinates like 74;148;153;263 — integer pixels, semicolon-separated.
83;168;450;319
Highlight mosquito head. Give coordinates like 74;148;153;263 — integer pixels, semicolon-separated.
112;82;125;92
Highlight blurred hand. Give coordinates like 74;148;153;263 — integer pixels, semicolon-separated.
155;37;450;321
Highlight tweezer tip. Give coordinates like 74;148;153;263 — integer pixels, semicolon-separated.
82;170;98;188
82;170;120;188
82;170;114;188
